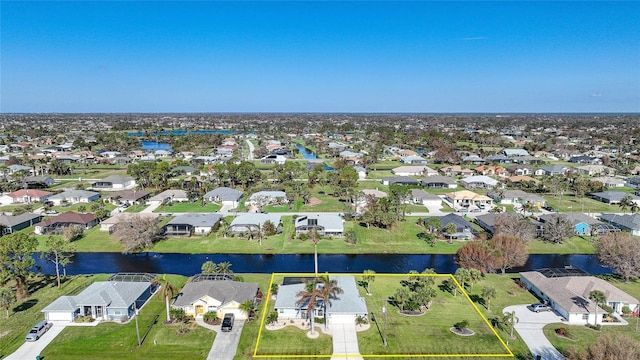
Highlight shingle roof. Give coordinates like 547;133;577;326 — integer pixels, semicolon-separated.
599;213;640;231
204;187;243;201
48;190;100;200
274;276;368;315
166;213;222;227
0;213;42;227
38;212;96;227
521;271;638;314
295;214;344;232
173;280;258;308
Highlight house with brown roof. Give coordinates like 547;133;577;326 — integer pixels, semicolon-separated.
35;212;98;235
0;189;53;205
520;270;639;325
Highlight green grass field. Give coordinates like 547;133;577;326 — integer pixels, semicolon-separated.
154;201;221;213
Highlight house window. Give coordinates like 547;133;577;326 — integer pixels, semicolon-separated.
279;309;284;313
582;314;589;321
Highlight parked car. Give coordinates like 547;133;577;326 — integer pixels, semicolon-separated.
25;320;52;341
221;313;235;332
530;303;551;313
45;209;58;215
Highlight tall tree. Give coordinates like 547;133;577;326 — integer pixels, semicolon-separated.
295;281;321;335
493;213;536;242
594;232;640;282
41;236;76;288
112;215;162;254
217;261;233;275
201;261;218;274
316;275;344;329
455;241;497;274
564;333;640;360
619;195;634;213
589;290;607;327
540;215;573;243
0;233;37;300
157;274;178;322
490;234;529;274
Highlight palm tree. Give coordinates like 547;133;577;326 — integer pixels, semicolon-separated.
0;287;15;319
217;261;233;275
316;275;344;328
295;281;321;335
589;290;607;326
619;195;634;213
481;286;497;310
503;311;519;338
309;230;320;276
156;274;178;322
467;269;482;293
239;299;255;320
361;269;376;295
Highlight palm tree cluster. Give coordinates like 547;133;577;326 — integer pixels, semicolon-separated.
294;274;344;335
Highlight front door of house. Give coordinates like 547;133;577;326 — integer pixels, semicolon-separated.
96;306;103;319
196;305;204;314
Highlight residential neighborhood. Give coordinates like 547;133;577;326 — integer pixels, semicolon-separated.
1;113;640;359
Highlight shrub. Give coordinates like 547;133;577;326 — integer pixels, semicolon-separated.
266;311;278;325
622;305;632;317
355;315;368;326
454;320;469;330
586;323;602;331
556;328;567;336
170;308;187;322
203;311;218;323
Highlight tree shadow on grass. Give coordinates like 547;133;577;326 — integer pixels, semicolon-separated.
469;294;486;308
13;299;38;313
27;276;56;294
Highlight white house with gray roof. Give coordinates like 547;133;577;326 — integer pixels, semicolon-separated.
42;280;156;322
520;271;639;325
274;276;368;325
295;214;344;237
48;190;100;205
164;213;223;236
203;187;243;208
246;190;287;210
147;189;188;205
91;175;136;190
228;213;282;235
599;213;640;236
172;280;259;319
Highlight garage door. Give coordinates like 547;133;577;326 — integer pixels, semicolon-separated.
46;311;73;322
329;314;356;325
221;309;246;320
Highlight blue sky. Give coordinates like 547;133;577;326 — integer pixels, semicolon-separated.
1;1;639;113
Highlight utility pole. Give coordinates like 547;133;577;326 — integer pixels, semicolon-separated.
382;304;387;346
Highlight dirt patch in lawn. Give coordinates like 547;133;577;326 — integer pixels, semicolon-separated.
307;197;322;207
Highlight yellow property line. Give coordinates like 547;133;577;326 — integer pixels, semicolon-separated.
253;273;514;358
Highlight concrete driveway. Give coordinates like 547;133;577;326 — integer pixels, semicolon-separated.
5;322;67;360
330;323;363;360
196;317;245;360
504;305;565;360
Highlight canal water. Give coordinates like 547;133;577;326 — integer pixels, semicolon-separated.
34;253;611;276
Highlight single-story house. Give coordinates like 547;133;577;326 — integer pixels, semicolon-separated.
424;213;476;239
42;274;157;322
502;149;530;157
173;165;197;175
23;176;55;188
105;189;151;205
381;176;420;186
0;213;43;235
576;165;615;176
228;213;282;235
475;166;508;178
352;166;367;180
147;189;189;205
260;154;287;165
203;187;243;208
274;276;368;325
589;191;640;205
0;189;53;205
163;213;223;236
460;175;500;190
99;212;159;232
172;279;259;319
400;155;428;165
475;213;530;235
444;190;493;210
599;213;640;236
410;189;442;207
569;155;601;165
590;176;625;188
519;270;639;325
540;165;570;176
391;166;437;177
35;211;98;235
48;190;100;205
538;213;619;236
462;155;486;165
487;190;545;206
91;175;137;190
439;166;474;177
294;214;344;237
421;176;457;189
246;191;287;209
485;154;512;164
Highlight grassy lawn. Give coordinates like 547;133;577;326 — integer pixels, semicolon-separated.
527;236;595;254
154;201;221;213
539;194;624;213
